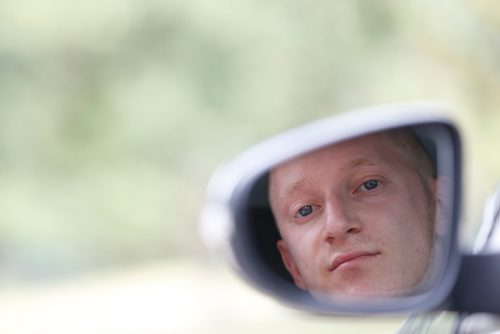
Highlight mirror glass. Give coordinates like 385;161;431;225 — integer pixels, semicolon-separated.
243;125;453;303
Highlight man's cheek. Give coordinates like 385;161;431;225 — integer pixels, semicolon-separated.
288;226;317;245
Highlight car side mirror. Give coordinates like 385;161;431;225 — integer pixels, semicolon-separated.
200;102;462;314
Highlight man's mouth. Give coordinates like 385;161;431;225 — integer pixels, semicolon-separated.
329;250;380;272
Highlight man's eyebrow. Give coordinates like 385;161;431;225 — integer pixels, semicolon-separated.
342;158;381;170
280;179;306;200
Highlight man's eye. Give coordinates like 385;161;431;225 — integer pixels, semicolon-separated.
360;179;379;191
295;205;314;218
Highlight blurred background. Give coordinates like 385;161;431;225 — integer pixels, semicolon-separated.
0;0;499;333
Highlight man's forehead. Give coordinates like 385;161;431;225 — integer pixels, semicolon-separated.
273;133;397;172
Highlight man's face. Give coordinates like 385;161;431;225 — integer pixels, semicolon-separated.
269;132;436;297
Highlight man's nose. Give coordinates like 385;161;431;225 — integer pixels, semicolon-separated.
322;199;361;243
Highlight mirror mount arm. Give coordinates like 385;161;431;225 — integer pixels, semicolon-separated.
448;253;500;314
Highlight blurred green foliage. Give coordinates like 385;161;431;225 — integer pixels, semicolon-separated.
0;0;499;282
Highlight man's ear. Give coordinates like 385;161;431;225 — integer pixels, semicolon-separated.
277;239;306;290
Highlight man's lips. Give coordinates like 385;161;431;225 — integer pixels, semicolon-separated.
329;250;380;272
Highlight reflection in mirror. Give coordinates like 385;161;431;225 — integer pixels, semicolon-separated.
247;126;448;301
